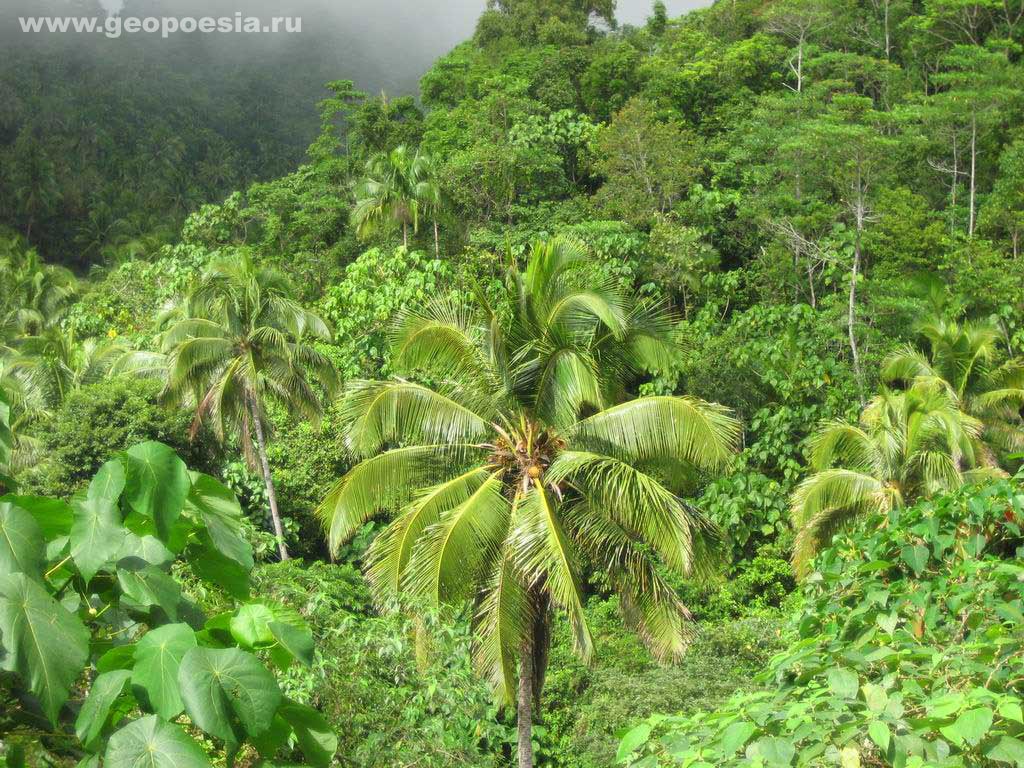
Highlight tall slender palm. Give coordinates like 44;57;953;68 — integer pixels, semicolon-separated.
882;316;1024;457
162;253;339;560
791;381;1001;574
412;153;445;257
351;145;429;248
318;237;740;768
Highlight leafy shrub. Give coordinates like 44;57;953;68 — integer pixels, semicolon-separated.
0;441;334;767
250;559;502;768
29;377;219;498
620;478;1024;767
541;598;788;768
318;247;458;380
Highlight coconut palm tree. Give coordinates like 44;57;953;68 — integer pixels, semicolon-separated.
351;145;428;248
162;253;339;560
318;237;740;768
882;315;1024;457
791;381;1002;575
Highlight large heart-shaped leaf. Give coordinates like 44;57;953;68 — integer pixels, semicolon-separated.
125;442;190;542
188;535;250;600
0;500;45;579
117;563;182;620
185;473;253;569
230;603;277;648
104;715;211;768
76;669;132;748
178;647;281;747
2;496;73;539
70;495;125;583
132;623;196;720
279;698;337;767
0;573;89;723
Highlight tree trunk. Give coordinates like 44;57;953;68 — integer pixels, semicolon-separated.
250;398;290;561
968;113;977;238
433;219;440;258
403;222;409;249
850;198;865;404
517;634;534;768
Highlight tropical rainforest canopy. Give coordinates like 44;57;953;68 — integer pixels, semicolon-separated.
1;0;1024;766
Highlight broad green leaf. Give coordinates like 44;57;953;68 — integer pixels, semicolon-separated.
747;736;796;766
117;533;174;566
89;459;126;502
718;720;756;755
827;667;859;699
278;698;337;767
185;473;253;569
178;647;281;747
0;501;45;579
117;564;182;619
104;715;211;768
70;494;125;583
862;683;888;714
986;735;1024;766
901;545;929;575
132;623;196;720
125;442;190;541
97;644;137;673
2;496;73;539
0;573;89;723
940;707;993;747
868;720;891;752
268;620;314;668
76;669;131;748
617;723;651;762
188;536;250;600
230;603;277;649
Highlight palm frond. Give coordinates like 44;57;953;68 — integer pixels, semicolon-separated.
341;379;493;458
509;481;593;661
403;471;510;606
790;469;893;575
569;396;740;473
318;444;486;554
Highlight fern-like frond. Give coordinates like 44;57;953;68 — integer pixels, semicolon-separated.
365;466;492;603
790;469;893;576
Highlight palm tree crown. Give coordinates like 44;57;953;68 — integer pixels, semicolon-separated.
318;237;739;768
791;381;1001;574
351;145;435;248
162;252;339;559
882;315;1024;456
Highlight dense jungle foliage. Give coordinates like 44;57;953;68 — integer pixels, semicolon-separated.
2;0;1024;765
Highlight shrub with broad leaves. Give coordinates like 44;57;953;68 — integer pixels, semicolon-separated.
0;440;335;767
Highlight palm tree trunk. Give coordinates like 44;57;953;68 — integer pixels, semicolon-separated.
403;222;409;249
433;219;440;258
518;633;534;768
249;398;290;561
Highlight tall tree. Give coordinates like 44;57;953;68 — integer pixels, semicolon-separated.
162;253;339;560
319;237;739;768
